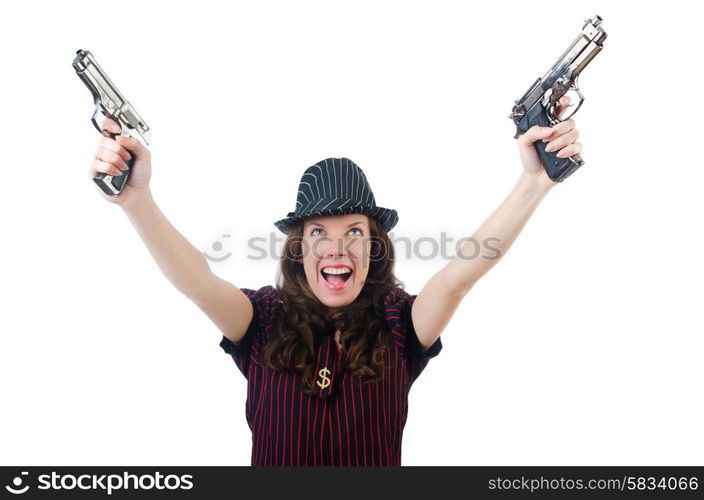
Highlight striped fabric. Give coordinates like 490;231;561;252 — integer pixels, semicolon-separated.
219;285;442;466
274;158;399;234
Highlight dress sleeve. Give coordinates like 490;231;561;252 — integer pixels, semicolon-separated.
218;285;278;379
384;288;442;385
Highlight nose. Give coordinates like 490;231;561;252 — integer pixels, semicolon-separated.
316;235;348;260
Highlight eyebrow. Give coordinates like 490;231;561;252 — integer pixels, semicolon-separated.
306;221;366;229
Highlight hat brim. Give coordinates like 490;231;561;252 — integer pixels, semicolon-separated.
274;202;398;234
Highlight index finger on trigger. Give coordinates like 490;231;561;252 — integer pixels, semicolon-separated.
100;116;122;134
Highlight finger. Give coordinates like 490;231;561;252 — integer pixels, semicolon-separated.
99;136;132;161
100;117;122;134
92;159;124;178
542;118;576;141
555;95;574;120
556;142;583;159
115;135;148;158
544;128;580;153
517;125;553;148
95;147;129;171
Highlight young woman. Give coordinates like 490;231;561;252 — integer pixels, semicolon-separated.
89;97;582;465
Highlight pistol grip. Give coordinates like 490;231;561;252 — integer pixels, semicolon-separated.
92;130;134;196
529;105;584;182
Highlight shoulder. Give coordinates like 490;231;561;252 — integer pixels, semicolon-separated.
239;284;280;302
382;287;416;331
219;285;280;356
382;287;443;368
238;285;282;321
383;287;416;312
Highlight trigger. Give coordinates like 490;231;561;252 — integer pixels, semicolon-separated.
91;106;118;138
564;81;585;120
91;106;105;134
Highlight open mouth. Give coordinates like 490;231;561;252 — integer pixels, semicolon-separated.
320;266;353;289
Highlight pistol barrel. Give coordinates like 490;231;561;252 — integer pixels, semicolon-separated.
510;15;607;126
73;50;150;145
508;16;607;182
539;15;607;90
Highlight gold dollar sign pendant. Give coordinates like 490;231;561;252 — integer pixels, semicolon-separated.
316;367;331;389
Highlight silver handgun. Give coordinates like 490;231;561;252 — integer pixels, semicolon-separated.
73;49;151;196
509;15;607;182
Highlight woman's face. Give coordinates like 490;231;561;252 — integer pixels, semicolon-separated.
301;214;372;310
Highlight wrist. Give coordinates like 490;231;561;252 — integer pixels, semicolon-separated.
120;189;155;215
518;171;556;197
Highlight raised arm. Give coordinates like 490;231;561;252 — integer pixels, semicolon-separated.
411;98;582;350
90;118;253;343
121;193;253;343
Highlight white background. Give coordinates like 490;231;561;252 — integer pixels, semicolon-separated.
1;0;702;466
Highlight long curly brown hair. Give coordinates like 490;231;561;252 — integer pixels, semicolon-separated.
261;217;402;394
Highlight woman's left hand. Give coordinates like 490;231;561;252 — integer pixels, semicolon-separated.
516;95;583;187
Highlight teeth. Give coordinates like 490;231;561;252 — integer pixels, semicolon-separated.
322;267;352;275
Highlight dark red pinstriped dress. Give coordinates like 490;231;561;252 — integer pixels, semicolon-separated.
219;285;442;466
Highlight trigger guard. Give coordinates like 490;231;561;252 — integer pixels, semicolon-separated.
92;106;130;139
91;106;110;135
546;82;585;124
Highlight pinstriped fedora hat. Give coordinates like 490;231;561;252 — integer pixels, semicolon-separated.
274;157;398;234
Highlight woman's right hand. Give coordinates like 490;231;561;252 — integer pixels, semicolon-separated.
89;116;152;206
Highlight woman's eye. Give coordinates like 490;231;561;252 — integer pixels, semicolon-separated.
309;227;362;236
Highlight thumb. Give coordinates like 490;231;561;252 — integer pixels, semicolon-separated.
517;125;553;148
115;135;148;157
